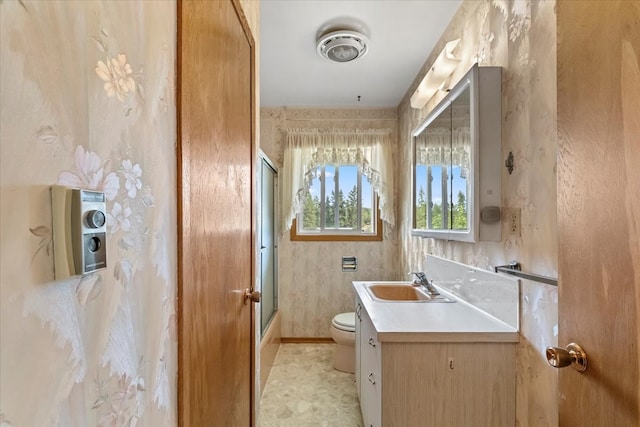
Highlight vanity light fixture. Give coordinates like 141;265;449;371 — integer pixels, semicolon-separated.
316;30;369;63
410;39;461;109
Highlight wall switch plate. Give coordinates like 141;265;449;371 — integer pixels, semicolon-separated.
509;208;521;236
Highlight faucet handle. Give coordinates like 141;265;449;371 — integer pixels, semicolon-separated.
408;272;427;285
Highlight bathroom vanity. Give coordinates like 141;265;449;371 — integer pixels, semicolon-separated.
353;256;519;427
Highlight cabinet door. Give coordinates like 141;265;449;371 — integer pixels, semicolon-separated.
355;299;362;400
412;65;502;242
382;342;515;426
360;310;381;427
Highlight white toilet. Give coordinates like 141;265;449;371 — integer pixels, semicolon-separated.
330;312;356;373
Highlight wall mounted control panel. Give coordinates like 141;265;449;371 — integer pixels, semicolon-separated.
51;186;107;279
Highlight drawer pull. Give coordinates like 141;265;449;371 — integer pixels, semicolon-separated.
368;337;376;347
368;372;376;385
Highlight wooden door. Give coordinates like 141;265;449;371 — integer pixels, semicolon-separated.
557;1;640;425
177;0;256;425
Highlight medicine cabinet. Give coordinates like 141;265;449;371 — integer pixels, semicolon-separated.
412;64;502;242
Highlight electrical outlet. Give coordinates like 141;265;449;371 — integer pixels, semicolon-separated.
509;208;521;236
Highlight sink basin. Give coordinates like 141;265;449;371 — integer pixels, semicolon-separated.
365;283;456;303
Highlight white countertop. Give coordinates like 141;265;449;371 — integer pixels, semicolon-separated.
353;281;519;343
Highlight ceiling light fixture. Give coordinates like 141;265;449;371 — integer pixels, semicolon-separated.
316;30;369;63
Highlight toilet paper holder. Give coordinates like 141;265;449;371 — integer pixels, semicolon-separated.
342;256;357;272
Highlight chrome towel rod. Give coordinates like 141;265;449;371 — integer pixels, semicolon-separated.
494;262;558;286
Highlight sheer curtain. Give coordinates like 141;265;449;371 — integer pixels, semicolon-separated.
281;128;395;234
415;126;470;177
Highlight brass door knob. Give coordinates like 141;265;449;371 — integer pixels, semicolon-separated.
546;343;588;372
244;289;261;304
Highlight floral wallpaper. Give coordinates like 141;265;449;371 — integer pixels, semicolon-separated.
260;108;402;338
0;1;177;426
397;1;558;425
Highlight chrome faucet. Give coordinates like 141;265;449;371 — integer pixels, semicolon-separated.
408;272;440;296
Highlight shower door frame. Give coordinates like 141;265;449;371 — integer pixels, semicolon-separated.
258;151;278;336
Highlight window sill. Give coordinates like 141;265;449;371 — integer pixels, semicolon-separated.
290;218;383;242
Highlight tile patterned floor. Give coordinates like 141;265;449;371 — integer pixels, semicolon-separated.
259;343;364;427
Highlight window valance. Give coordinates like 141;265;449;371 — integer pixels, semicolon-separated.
281;128;395;234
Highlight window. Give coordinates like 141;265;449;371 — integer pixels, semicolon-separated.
282;128;394;238
291;164;382;241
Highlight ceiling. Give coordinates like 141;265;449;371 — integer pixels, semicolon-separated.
260;0;462;109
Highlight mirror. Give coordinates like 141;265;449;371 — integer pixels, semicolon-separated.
412;64;502;242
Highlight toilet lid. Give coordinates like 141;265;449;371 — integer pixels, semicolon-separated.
332;312;356;332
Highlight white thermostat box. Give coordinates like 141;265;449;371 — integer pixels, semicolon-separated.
51;185;107;279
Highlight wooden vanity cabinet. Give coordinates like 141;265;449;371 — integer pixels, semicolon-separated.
355;297;516;427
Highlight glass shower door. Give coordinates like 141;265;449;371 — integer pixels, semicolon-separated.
260;155;278;335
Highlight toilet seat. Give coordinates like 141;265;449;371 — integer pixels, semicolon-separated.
332;312;355;332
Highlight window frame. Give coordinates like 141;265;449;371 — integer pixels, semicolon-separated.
290;164;383;242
